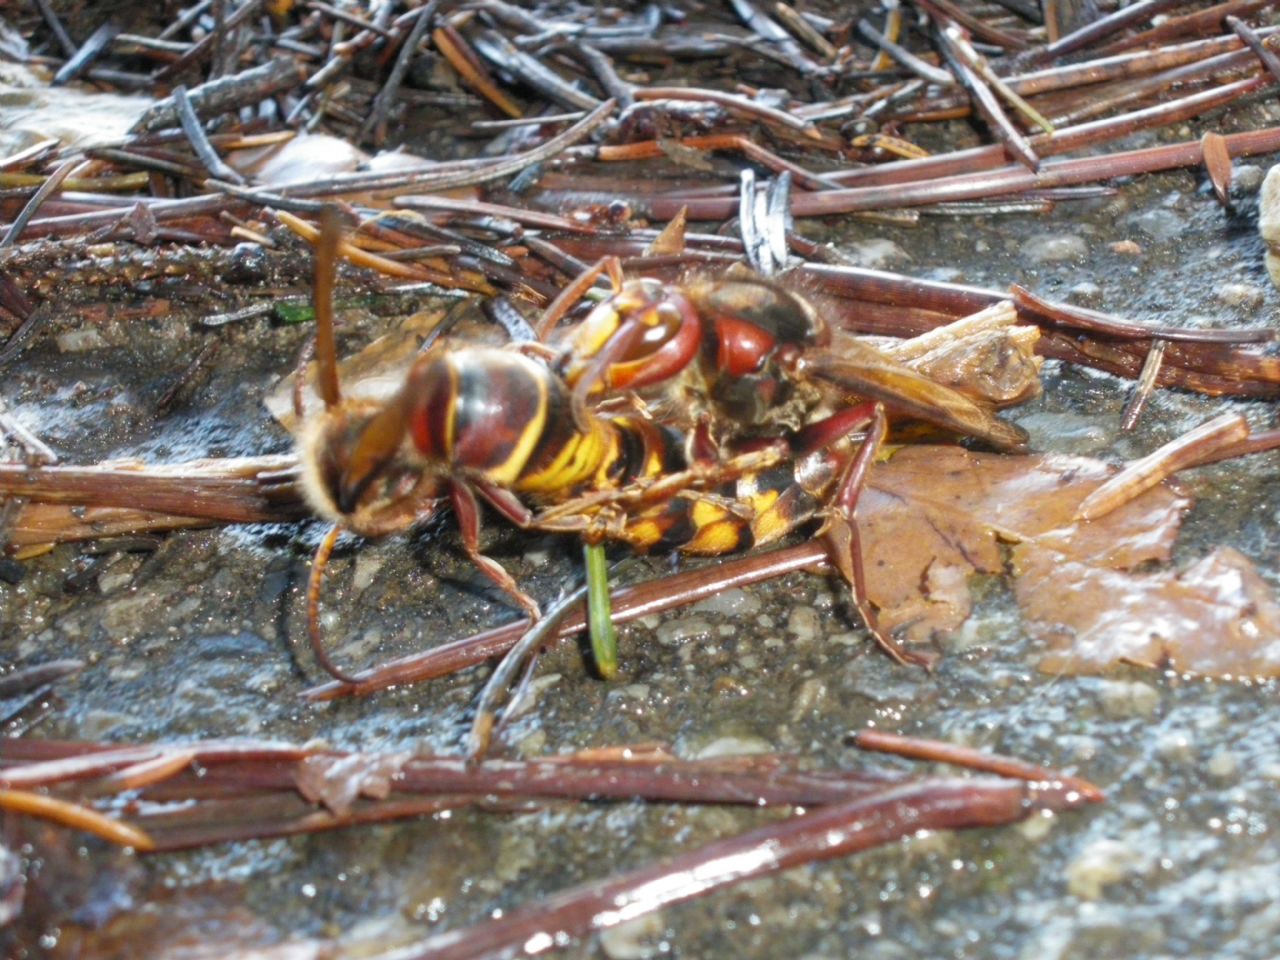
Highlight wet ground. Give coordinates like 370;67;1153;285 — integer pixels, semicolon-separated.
4;95;1280;960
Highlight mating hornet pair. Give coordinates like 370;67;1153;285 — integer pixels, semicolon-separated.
295;208;1030;709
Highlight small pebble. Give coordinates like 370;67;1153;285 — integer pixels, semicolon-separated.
810;583;838;610
1215;282;1265;310
1154;731;1194;764
224;242;270;284
1057;734;1100;763
1192;706;1227;733
1128;207;1183;242
1022;233;1087;263
827;630;863;648
1232;163;1265;194
1258;164;1280;287
1109;239;1143;256
1016;809;1056;842
654;615;714;647
520;541;554;569
514;728;548;758
847;238;911;269
56;328;107;353
1065;837;1151;900
690;587;759;617
1206;748;1239;780
96;562;137;595
1096;679;1160;719
927;266;967;284
351;551;388;593
102;592;156;637
606;683;650;702
598;912;667;960
789;676;827;720
1066;281;1103;305
689;735;773;759
786;605;821;645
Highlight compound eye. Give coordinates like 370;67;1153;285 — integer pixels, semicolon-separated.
622;298;684;360
560;279;702;393
654;299;684;330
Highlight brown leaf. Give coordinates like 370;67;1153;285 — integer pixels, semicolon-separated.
861;445;1280;678
882;300;1043;408
264;309;448;432
227;132;368;185
645;205;687;256
294;752;412;817
860;445;1187;642
1021;547;1280;677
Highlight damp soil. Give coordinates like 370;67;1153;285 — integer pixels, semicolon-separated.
4;82;1280;960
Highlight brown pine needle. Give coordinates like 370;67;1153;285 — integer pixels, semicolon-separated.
1200;131;1233;207
276;209;423;279
0;787;155;850
384;777;1090;960
1120;339;1168;431
433;24;523;119
852;730;1104;802
1227;14;1280;82
1075;413;1251;522
937;24;1040;170
871;4;903;72
96;749;198;792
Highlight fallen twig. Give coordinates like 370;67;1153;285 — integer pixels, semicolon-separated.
375;776;1092;960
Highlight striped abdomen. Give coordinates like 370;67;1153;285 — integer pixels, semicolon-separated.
401;348;659;502
399;347;828;558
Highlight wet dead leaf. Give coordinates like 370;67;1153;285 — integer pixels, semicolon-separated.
228;132;368;185
264;309;448;431
881;300;1043;408
1021;546;1280;677
857;445;1280;679
860;445;1187;642
295;752;412;817
645;205;687;256
0;74;151;152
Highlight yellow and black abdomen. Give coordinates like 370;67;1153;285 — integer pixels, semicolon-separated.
404;348;613;493
631;445;839;558
400;346;825;560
